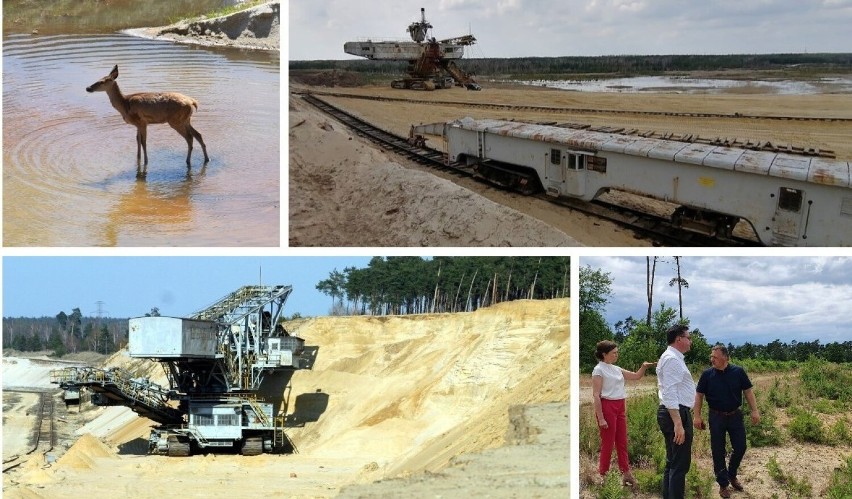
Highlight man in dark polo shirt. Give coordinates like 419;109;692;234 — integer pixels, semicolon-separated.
694;344;760;498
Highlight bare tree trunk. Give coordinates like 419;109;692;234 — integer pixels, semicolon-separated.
646;256;657;327
466;270;478;312
432;264;442;314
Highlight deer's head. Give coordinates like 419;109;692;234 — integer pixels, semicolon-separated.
86;65;119;93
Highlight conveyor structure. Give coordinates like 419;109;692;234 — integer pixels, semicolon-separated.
52;284;312;456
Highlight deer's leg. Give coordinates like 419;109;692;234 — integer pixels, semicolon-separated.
170;123;194;166
188;125;209;164
136;128;143;165
137;125;149;165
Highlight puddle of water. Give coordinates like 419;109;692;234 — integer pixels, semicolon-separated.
517;75;852;94
3;33;280;246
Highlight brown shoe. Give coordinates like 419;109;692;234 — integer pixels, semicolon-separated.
622;471;636;487
729;477;744;491
719;486;732;498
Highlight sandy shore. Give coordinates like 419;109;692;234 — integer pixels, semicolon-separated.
125;1;280;51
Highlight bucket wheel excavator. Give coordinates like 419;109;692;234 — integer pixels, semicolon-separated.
51;284;315;456
344;8;481;91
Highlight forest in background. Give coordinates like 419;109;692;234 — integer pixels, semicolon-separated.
290;52;852;79
3;256;570;357
579;262;852;373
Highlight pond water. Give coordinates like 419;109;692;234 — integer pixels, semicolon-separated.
517;75;852;95
3;32;279;246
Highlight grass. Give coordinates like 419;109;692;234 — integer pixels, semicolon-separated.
580;364;852;498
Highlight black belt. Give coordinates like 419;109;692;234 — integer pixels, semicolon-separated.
709;408;741;416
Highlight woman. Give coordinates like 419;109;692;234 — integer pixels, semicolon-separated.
592;340;655;486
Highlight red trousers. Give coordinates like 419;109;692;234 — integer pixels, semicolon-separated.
599;398;630;475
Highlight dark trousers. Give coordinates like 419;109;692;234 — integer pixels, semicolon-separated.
657;405;693;499
709;410;747;488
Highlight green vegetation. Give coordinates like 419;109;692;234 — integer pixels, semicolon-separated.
316;256;569;316
4;257;569;356
597;471;630;499
827;456;852;498
766;454;814;498
788;409;828;444
800;357;852;401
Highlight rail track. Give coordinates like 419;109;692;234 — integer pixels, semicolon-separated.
299;93;761;246
296;89;852;124
3;391;57;473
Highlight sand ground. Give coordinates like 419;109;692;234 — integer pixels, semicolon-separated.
289;80;851;246
3;298;568;498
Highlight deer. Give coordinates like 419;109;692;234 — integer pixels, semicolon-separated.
86;65;209;167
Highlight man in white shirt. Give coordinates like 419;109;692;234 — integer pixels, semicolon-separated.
657;324;696;499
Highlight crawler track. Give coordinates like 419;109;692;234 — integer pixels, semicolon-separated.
299;93;761;246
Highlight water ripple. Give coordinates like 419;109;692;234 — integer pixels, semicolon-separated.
3;33;280;247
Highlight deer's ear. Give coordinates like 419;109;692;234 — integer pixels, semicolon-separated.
110;65;119;79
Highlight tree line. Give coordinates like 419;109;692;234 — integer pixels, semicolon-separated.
4;257;569;356
291;52;852;78
579;263;852;373
3;311;127;357
316;256;570;316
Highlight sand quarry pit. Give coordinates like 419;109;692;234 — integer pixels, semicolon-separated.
289;80;852;246
3;298;568;498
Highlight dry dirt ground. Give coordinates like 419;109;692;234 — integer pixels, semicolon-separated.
289;79;852;246
577;373;852;498
2;298;568;498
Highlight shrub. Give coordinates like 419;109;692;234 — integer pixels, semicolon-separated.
767;453;814;498
747;398;783;447
789;410;826;444
685;461;714;498
800;357;852;402
767;376;794;408
626;394;664;466
597;471;629;499
826;455;852;499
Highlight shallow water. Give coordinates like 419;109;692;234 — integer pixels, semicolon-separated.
519;75;852;94
3;33;280;246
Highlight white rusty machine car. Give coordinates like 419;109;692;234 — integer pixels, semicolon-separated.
412;118;851;246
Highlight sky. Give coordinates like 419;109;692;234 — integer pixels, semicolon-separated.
288;0;852;60
1;257;374;319
581;256;852;347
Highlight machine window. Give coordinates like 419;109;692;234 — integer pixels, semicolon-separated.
778;187;803;212
587;156;607;173
550;149;561;165
194;414;213;426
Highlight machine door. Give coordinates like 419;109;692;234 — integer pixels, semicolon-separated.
546;149;585;197
770;187;806;245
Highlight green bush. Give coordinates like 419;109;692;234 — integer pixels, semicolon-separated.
685;461;714;498
626;394;664;466
826;455;852;499
747;398;783;447
767;376;794;408
829;418;852;446
800;357;852;402
789;410;827;444
634;468;662;495
767;453;814;498
597;471;629;499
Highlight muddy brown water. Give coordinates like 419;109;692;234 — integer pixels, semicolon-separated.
3;31;279;246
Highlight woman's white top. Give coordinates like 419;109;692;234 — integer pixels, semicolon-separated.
592;361;626;400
